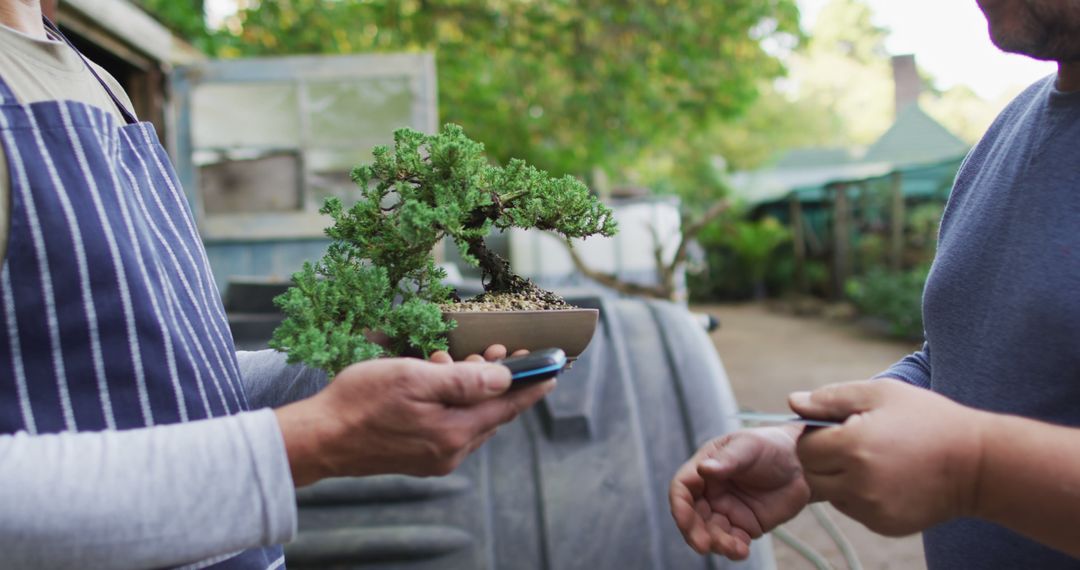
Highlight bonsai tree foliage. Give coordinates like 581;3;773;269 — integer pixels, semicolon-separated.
270;124;617;375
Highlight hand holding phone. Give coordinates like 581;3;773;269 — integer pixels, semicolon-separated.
498;348;567;384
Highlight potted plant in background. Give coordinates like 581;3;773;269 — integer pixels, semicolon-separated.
270;124;617;375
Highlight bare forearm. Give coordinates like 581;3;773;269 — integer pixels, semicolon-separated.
972;412;1080;557
274;398;342;487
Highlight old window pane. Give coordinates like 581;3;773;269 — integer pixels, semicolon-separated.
306;78;413;146
192;83;300;148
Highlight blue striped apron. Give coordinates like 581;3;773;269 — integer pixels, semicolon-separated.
0;19;284;570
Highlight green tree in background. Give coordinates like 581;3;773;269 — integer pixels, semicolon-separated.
139;0;799;182
646;0;895;173
138;0;215;51
784;0;893;147
920;83;1009;144
705;0;1003;171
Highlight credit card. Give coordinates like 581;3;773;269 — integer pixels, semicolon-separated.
732;412;842;428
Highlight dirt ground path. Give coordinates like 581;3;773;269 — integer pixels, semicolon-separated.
691;302;927;570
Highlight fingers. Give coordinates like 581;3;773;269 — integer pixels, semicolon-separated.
694;430;776;482
669;474;703;532
802;472;876;528
429;351;453;364
669;451;753;559
429;380;552;473
669;475;712;554
412;360;512;404
463;344;524;362
456;379;555;430
483;344;508;360
802;471;849;503
680;500;753;559
696;435;757;479
708;516;751;560
789;380;884;421
796;419;862;474
435;345;514;364
463;427;499;456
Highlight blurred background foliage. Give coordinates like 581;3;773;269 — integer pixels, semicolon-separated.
691;214;792;300
845;264;930;339
141;0;973;338
140;0;990;194
142;0;801;195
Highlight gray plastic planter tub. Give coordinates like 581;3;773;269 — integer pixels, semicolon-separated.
223;289;773;570
227;293;776;570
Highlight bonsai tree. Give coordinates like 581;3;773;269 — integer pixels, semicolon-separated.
270;124;617;375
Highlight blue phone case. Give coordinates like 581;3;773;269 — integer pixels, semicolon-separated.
500;348;567;382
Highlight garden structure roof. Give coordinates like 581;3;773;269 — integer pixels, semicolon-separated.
729;104;969;207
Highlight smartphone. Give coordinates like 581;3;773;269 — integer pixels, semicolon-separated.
498;348;567;383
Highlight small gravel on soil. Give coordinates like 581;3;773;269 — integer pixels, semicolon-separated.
442;288;575;312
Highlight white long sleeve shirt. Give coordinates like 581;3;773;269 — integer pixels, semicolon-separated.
0;350;327;569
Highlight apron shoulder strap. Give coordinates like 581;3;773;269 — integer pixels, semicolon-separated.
0;71;17;106
41;16;139;125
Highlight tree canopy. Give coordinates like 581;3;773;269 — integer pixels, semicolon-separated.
140;0;799;180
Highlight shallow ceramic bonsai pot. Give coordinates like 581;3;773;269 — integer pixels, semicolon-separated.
443;308;599;362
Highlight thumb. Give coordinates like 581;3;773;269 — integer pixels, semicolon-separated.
698;456;740;480
697;434;760;479
419;361;512;405
789;380;882;422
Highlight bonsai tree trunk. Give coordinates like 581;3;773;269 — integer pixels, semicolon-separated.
464;235;530;294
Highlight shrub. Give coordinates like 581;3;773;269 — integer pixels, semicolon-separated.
845;264;931;340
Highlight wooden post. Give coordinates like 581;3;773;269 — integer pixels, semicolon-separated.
832;183;851;299
789;193;808;294
889;171;905;270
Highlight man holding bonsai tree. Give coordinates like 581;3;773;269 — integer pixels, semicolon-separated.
670;0;1080;567
0;1;552;568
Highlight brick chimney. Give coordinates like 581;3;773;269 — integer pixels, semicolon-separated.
892;54;921;117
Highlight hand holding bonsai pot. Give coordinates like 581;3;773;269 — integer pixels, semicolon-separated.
276;344;554;487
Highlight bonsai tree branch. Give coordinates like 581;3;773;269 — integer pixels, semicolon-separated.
563;199;730;301
563;243;671;299
675;200;730;265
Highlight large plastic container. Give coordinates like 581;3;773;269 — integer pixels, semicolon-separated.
237;295;775;570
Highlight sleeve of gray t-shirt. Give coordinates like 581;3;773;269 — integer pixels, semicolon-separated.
876;340;932;388
236;349;329;409
0;408;297;570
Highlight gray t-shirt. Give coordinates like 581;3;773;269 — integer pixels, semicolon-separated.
883;74;1080;568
